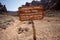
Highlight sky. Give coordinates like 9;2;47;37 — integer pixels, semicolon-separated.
0;0;33;11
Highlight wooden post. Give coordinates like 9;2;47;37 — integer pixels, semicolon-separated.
31;20;36;40
18;5;43;40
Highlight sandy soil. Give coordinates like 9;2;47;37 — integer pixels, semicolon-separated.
0;10;60;40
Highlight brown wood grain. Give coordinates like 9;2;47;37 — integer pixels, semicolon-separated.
18;5;44;21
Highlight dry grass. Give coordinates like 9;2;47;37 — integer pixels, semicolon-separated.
0;10;60;40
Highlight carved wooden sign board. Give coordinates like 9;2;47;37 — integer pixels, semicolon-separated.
18;5;44;21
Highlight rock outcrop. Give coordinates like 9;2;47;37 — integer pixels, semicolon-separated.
22;0;60;10
0;3;7;14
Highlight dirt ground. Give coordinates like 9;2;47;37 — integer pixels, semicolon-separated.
0;10;60;40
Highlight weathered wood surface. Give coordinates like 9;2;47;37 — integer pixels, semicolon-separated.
18;5;44;21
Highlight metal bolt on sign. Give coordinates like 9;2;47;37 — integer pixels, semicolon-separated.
18;5;44;40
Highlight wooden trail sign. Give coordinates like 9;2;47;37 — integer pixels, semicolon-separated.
18;5;44;21
18;5;44;40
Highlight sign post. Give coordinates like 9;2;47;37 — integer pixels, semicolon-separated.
18;5;44;40
31;20;36;40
